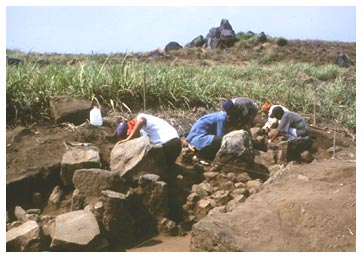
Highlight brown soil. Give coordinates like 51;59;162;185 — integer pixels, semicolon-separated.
5;109;356;251
127;233;191;252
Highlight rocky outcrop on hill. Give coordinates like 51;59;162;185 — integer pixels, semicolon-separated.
206;19;237;49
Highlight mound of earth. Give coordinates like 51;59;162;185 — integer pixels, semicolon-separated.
190;159;356;251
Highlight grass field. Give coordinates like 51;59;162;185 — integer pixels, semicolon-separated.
6;39;356;130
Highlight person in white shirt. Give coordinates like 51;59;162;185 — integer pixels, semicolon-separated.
116;113;181;165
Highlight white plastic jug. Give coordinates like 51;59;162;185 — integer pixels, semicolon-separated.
90;107;103;126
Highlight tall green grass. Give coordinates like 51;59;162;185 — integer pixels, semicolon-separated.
6;58;355;129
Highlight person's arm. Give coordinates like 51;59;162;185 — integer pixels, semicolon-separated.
216;113;226;137
116;117;146;144
268;129;280;143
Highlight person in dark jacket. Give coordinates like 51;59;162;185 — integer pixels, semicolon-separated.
222;97;258;129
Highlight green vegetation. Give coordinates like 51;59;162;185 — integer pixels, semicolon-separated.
6;48;356;129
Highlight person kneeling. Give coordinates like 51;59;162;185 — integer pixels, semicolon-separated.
268;106;309;143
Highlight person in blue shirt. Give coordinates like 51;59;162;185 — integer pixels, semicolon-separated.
186;100;237;161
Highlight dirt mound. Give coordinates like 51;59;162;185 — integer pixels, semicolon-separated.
191;160;356;251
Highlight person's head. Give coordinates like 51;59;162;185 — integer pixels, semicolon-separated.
116;122;128;139
222;100;238;121
270;106;284;120
261;101;271;114
116;118;138;139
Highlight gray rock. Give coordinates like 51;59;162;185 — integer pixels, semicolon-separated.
195;199;215;221
300;150;314;163
99;190;135;246
49;95;90;125
165;41;182;52
50;210;100;251
6;220;42;252
211;190;232;206
137;174;169;220
223;180;235;191
246;179;262;195
256;32;267;43
226;195;246;212
207;37;222;49
220;19;233;30
60;147;101;186
110;136;167;182
48;185;63;208
207;27;220;38
192;182;214;198
208;206;227;216
73;168;125;199
71;189;86;210
336;53;352;67
214;130;255;172
14;206;27;222
185;35;205;48
220;29;236;46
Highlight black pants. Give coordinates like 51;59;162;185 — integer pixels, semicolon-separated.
197;136;222;161
162;138;182;165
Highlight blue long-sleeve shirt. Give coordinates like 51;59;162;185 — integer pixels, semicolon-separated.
186;111;227;151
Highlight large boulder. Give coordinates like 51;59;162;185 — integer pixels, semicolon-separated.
185;35;206;48
110;136;167;182
60;146;101;186
213;130;255;172
336;53;352;67
50;210;101;251
73;168;126;199
206;19;236;49
190;160;356;251
98;190;136;246
164;41;183;52
137;174;169;220
49;96;90;125
6;220;42;251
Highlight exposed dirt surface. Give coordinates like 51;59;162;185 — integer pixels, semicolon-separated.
6;108;356;251
126;233;191;252
190;159;356;251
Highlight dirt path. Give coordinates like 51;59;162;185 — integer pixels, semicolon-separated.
126;233;191;252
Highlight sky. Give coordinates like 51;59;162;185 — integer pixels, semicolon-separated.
5;4;357;54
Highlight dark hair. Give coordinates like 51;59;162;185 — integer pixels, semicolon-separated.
270;106;284;119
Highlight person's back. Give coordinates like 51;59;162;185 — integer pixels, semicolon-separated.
137;113;179;144
278;111;308;137
186;111;226;151
230;97;258;129
232;97;256;111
